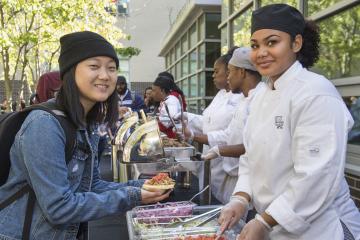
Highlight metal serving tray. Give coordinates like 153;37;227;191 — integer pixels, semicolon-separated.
163;143;196;160
126;205;226;240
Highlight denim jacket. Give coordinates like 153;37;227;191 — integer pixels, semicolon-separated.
0;110;144;240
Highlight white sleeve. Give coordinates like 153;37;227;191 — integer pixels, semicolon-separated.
232;152;252;198
187;112;204;135
266;96;350;235
159;96;181;128
207;123;231;147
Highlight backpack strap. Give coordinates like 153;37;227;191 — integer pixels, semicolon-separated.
27;101;77;164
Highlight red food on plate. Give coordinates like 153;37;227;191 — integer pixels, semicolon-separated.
142;173;175;191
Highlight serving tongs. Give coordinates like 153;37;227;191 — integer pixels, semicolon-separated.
166;206;222;228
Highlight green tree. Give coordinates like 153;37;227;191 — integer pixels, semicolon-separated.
0;0;139;107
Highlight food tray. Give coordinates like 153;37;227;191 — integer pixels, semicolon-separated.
164;144;196;160
127;205;244;240
132;201;196;224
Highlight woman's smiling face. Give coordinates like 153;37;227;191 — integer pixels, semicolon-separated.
75;56;117;112
250;29;301;81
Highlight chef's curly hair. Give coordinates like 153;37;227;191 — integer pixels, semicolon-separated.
294;20;320;68
216;46;239;67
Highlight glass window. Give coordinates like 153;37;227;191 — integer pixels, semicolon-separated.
170;67;176;81
222;0;229;21
190;24;197;48
199;14;205;41
344;96;360;145
206;13;221;39
308;0;342;16
171;49;175;65
232;8;252;47
182;78;189;97
187;101;198;114
221;27;228;54
176;42;181;60
117;0;129;15
199;72;206;96
232;0;247;13
181;34;188;54
260;0;297;7
182;57;189;77
190;75;198;98
205;71;217;96
206;42;221;68
312;6;360;79
199;43;206;69
190;50;197;73
176;62;181;80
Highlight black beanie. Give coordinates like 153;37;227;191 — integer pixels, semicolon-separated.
251;4;305;38
58;31;119;79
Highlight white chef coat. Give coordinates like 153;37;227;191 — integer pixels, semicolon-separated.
187;89;241;201
158;95;182;128
233;61;360;240
205;82;266;203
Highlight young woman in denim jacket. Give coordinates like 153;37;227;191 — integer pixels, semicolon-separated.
0;31;170;240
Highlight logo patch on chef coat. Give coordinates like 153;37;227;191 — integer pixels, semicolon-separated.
275;116;284;129
308;145;320;157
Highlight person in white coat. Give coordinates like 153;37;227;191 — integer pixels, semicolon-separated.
218;4;360;240
178;48;242;201
199;47;264;204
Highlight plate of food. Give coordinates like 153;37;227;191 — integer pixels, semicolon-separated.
143;173;175;191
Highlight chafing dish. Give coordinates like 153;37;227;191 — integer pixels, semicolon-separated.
122;120;164;163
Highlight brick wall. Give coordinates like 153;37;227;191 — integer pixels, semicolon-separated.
345;172;360;209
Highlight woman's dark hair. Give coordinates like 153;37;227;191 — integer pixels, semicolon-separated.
293;20;320;68
158;71;174;82
144;86;152;99
153;75;184;97
216;46;239;67
56;66;119;129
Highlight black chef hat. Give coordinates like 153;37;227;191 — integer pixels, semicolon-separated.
58;31;119;79
251;4;305;37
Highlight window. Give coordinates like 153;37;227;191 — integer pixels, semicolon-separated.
182;57;189;77
222;0;229;21
176;62;181;80
205;71;217;96
117;0;129;15
176;42;181;60
199;72;206;96
206;13;221;39
199;43;206;69
308;0;343;16
232;7;252;47
181;34;188;55
260;0;297;7
190;75;198;97
182;78;189;97
190;24;197;48
199;14;205;41
344;96;360;145
206;42;221;68
190;50;197;73
312;6;360;79
221;27;228;54
232;0;246;13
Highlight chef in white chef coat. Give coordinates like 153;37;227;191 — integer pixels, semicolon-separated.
200;47;265;204
176;48;242;198
218;4;360;240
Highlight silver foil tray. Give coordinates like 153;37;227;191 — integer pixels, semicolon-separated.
164;143;196;160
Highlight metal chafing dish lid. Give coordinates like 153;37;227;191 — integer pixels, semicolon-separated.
114;113;139;147
123;120;164;162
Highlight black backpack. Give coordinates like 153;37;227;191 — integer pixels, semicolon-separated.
0;101;76;240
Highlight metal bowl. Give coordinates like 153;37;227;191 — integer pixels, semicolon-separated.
122;120;164;163
113;113;139;149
